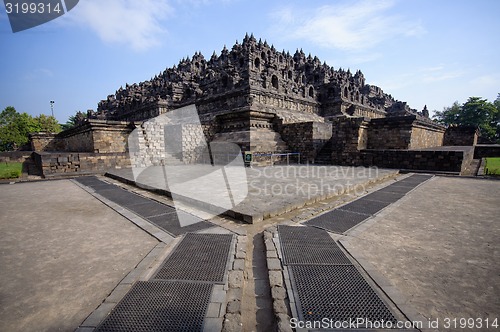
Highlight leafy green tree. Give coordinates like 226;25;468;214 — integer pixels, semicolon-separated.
0;107;28;151
0;106;61;151
61;111;87;130
434;101;461;125
33;114;61;133
434;96;500;143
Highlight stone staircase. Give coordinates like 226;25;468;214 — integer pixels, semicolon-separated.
314;141;333;165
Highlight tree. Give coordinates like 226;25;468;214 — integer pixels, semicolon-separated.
434;101;461;125
0;106;61;151
61;111;87;130
434;96;500;143
33;114;61;133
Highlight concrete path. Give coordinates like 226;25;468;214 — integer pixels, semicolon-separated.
342;176;500;331
0;180;158;332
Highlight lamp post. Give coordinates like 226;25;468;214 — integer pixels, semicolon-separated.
50;100;54;117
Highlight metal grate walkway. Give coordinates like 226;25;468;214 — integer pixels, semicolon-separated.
96;233;234;331
74;176;213;236
305;174;432;234
154;233;234;283
278;225;398;329
95;281;213;332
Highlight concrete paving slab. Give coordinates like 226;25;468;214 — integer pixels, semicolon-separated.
107;165;397;223
346;177;500;330
0;180;158;332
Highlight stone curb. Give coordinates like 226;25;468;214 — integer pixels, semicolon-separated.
70;178;175;244
264;226;294;332
221;235;246;332
75;241;171;331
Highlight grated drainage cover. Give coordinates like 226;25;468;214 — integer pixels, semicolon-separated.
97;188;152;206
362;191;405;204
278;225;351;265
154;233;233;283
74;176;109;188
377;184;415;195
96;281;212;332
289;265;397;325
126;201;177;218
305;209;370;234
338;198;391;215
147;212;213;236
397;174;432;186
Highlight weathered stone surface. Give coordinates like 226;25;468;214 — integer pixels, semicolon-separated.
222;313;242;332
276;313;293;332
226;300;241;314
268;271;283;288
226;288;242;302
271;286;287;300
273;299;288;314
228;270;244;289
29;34;458;175
267;258;281;271
235;249;246;259
232;258;245;271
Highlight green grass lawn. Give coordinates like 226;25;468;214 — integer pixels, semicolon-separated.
484;157;500;176
0;162;23;179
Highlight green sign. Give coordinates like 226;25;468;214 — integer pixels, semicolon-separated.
244;152;252;162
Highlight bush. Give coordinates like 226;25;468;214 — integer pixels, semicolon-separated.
0;162;22;179
484;158;500;176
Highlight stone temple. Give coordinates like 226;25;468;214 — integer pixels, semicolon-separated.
30;34;479;175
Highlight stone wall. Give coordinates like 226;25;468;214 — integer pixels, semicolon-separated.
129;115;215;167
367;116;445;150
280;121;332;163
367;117;414;149
473;145;500;159
0;151;34;163
182;123;211;163
358;149;465;173
30;133;65;152
30;120;134;153
409;125;444;149
444;126;479;146
33;152;131;178
331;116;370;165
63;129;94;152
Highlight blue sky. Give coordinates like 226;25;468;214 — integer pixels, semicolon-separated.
0;0;499;124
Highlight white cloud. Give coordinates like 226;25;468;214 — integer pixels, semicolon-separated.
470;75;499;88
67;0;173;51
422;71;464;82
24;68;54;81
270;0;425;52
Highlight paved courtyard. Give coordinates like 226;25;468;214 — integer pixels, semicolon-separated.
342;176;500;330
0;172;498;331
0;180;158;331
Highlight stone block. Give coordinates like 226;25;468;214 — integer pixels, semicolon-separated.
222;313;242;332
273;299;289;314
228;270;244;289
271;286;287;300
268;271;283;287
232;258;245;271
226;299;241;314
267;258;281;270
277;313;293;332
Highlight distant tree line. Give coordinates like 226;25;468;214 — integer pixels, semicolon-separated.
0;106;61;151
433;94;500;143
0;107;93;151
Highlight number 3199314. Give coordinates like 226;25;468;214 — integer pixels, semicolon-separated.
5;2;62;14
